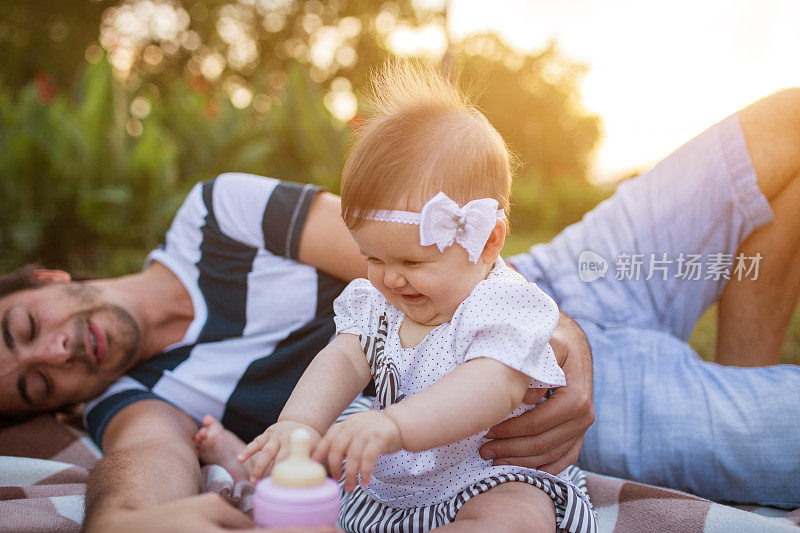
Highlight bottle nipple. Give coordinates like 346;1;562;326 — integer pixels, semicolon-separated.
271;429;327;488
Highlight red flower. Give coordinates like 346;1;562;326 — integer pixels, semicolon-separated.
205;99;221;118
190;75;211;95
34;72;55;103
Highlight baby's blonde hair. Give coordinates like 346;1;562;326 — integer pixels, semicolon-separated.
340;60;512;230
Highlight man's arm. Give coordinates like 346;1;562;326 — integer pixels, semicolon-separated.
83;399;225;531
298;191;366;282
479;311;595;474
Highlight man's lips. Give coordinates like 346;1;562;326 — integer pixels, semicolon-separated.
87;320;108;364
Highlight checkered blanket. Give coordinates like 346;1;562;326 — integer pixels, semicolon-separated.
1;415;798;532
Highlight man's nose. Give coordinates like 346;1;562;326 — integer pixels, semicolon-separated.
21;333;72;368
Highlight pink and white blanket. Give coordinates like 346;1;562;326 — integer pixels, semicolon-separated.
1;415;797;532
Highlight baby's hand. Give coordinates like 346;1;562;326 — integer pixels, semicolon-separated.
238;421;321;483
312;411;402;492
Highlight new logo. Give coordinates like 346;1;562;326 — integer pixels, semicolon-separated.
578;250;608;282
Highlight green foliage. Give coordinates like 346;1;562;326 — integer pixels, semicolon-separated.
264;63;345;191
451;36;606;232
510;174;613;234
456;37;600;188
0;1;605;279
0;0;112;90
0;55;345;276
688;305;800;365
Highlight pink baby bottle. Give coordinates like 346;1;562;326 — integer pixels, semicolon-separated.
253;428;341;528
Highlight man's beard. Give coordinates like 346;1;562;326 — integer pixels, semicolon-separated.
74;304;141;376
65;284;141;376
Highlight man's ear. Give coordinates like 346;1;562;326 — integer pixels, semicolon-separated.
481;219;507;265
31;269;72;283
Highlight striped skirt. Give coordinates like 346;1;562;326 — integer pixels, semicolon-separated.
336;397;596;532
337;465;596;533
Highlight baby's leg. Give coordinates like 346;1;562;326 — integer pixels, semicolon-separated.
439;482;556;532
194;415;254;483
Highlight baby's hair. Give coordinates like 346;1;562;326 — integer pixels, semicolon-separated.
340;59;512;230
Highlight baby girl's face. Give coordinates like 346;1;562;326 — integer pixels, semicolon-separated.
351;220;490;326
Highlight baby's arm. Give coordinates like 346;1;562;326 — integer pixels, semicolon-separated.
312;357;532;490
385;357;531;451
278;333;372;430
238;333;372;480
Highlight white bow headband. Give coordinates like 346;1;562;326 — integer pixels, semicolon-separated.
359;192;505;263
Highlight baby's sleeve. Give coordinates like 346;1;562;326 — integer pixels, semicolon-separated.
456;278;566;388
333;278;380;339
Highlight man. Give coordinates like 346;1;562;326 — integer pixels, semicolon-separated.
0;174;594;531
1;89;799;530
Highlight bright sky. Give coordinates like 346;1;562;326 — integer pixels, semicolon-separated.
446;0;800;182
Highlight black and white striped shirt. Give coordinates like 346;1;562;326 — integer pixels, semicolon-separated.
84;173;346;444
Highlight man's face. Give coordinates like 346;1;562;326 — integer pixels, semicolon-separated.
0;282;140;414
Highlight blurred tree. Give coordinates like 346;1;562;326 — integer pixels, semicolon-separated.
93;0;429;112
457;36;599;186
450;34;605;230
0;0;604;275
0;54;343;275
0;1;114;89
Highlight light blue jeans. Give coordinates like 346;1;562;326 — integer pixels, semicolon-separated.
508;113;800;508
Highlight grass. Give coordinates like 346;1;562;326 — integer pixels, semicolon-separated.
503;229;800;365
689;305;800;365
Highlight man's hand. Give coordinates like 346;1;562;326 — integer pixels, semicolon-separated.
478;311;594;474
239;421;322;483
84;493;341;532
312;411;402;492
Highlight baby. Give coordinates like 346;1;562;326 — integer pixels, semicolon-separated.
198;61;595;533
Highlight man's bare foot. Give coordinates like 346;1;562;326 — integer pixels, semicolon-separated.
194;415;253;483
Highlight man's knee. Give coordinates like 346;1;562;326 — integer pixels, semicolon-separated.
754;88;800;124
773;87;800;110
739;87;800;200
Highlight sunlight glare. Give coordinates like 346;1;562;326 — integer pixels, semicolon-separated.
449;0;800;182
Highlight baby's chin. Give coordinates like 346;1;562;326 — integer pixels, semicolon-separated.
405;307;453;326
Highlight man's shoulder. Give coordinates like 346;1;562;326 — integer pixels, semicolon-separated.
176;173;285;223
198;173;320;215
164;174;323;261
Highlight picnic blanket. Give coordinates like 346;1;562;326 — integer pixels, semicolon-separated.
1;414;798;532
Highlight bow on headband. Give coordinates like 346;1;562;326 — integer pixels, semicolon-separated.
360;192;505;263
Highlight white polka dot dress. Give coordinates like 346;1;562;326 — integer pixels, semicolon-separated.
332;258;595;532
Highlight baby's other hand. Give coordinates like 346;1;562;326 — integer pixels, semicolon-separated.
312;411;402;492
239;421;321;483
